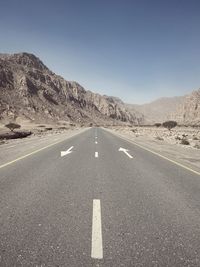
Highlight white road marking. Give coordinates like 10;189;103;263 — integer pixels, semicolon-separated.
103;129;200;177
119;147;133;159
91;199;103;259
61;146;74;157
95;141;98;144
95;152;98;158
0;129;88;170
95;136;97;139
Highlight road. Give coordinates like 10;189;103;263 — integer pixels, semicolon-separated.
0;127;200;266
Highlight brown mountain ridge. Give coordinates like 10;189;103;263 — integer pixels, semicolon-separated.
1;52;199;127
129;90;200;126
0;52;144;125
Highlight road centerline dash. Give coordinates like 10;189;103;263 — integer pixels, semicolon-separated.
95;152;99;158
91;199;103;259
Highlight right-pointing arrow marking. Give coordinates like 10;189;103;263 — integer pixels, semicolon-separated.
118;147;133;159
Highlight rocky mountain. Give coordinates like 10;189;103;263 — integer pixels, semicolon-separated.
129;89;200;126
172;89;200;125
0;52;144;125
128;96;185;124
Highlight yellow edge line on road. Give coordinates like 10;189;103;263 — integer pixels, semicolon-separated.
0;130;87;170
110;131;200;177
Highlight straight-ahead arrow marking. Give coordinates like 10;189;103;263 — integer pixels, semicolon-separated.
118;147;133;159
61;146;74;157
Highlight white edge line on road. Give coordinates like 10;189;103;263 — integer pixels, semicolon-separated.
107;130;200;177
91;199;103;259
95;152;98;158
0;129;88;170
0;143;62;170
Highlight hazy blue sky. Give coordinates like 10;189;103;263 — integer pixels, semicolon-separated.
0;0;200;104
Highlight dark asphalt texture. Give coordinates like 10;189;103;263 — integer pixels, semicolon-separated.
0;127;200;266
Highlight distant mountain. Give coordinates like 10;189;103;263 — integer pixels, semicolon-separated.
128;96;185;124
172;89;200;125
0;52;144;125
129;89;200;126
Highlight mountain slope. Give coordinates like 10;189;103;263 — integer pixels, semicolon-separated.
172;89;200;125
129;89;200;126
128;96;184;123
0;53;144;125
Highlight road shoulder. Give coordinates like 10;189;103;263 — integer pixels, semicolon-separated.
103;127;200;175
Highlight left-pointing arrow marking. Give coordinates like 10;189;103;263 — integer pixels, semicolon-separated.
118;147;133;159
61;146;74;157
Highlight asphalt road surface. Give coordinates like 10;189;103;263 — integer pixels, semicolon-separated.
0;127;200;266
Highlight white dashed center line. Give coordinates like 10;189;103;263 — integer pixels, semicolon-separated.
95;141;98;144
91;199;103;259
95;152;98;158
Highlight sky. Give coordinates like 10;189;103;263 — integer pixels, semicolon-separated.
0;0;200;104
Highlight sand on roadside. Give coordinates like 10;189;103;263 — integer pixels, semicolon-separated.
106;126;200;172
